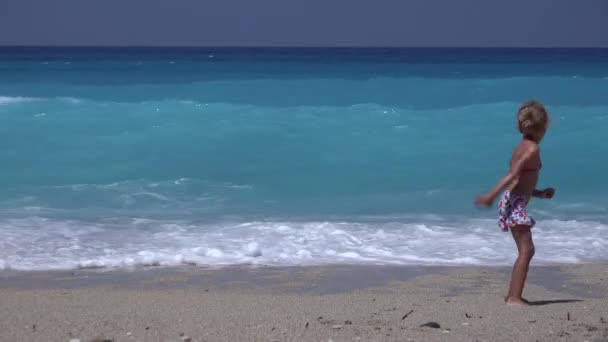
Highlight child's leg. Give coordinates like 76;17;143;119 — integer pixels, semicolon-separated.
505;230;525;301
506;225;535;305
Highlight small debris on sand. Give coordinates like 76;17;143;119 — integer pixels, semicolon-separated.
420;322;441;329
402;309;414;320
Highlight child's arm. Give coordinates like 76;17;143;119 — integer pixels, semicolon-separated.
475;144;538;207
533;188;555;199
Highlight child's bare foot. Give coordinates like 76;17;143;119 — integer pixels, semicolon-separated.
504;295;529;304
505;296;529;306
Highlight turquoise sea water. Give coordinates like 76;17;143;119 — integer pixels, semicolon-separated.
1;48;607;270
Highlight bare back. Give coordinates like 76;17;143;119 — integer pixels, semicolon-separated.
508;140;541;196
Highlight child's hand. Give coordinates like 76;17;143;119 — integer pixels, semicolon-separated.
475;194;494;208
539;188;556;199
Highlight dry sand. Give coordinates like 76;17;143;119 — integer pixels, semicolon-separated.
0;264;606;342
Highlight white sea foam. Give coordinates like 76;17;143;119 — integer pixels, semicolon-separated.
0;216;606;271
0;96;38;105
0;96;85;106
58;97;82;104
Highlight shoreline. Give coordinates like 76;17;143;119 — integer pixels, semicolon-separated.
1;264;606;341
3;257;608;274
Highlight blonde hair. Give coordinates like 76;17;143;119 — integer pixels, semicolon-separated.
517;100;549;136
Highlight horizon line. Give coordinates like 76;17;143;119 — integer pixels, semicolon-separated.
1;45;608;50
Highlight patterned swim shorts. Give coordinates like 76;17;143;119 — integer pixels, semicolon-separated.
498;191;535;231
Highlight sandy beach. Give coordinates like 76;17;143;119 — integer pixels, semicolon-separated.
0;264;606;342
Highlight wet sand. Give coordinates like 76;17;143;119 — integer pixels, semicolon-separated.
0;264;606;342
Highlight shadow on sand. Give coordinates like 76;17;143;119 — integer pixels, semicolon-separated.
528;299;583;306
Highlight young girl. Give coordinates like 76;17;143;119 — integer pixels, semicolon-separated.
475;100;555;306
